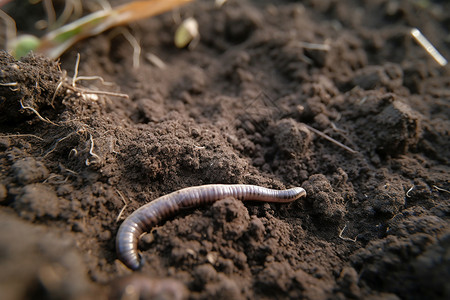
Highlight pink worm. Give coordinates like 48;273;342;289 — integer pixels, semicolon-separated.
116;184;306;270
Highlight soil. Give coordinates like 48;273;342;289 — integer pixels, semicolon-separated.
1;0;449;299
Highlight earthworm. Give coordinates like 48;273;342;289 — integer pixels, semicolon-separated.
116;184;306;270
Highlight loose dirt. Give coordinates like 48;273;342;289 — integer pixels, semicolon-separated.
1;0;449;299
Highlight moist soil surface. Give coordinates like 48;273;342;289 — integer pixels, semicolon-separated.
1;0;449;299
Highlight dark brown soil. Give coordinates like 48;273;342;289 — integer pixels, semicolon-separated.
1;0;449;299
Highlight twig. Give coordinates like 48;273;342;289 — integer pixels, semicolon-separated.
410;28;448;66
296;41;330;51
339;225;357;242
0;82;18;86
303;124;358;154
20;98;59;126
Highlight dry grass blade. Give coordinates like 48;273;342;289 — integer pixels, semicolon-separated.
303;124;358;154
113;0;193;26
38;0;194;58
8;0;193;59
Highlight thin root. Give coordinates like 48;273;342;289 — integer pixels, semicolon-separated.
43;174;68;184
69;53;129;98
109;27;141;69
43;132;75;157
85;134;101;166
73;76;114;86
42;0;56;28
433;185;450;194
406;185;414;198
68;148;78;158
59;163;79;175
145;52;167;70
73;87;129;99
122;29;141;69
51;76;65;107
0;133;44;141
72;53;81;87
330;122;346;134
52;0;83;30
116;189;129;223
20;98;59;126
339;225;357;242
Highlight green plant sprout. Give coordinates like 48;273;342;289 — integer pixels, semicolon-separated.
7;0;193;59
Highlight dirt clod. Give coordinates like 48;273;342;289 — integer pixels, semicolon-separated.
12;157;49;184
303;174;347;223
13;183;60;221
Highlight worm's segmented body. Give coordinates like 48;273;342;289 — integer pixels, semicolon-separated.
116;184;306;270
